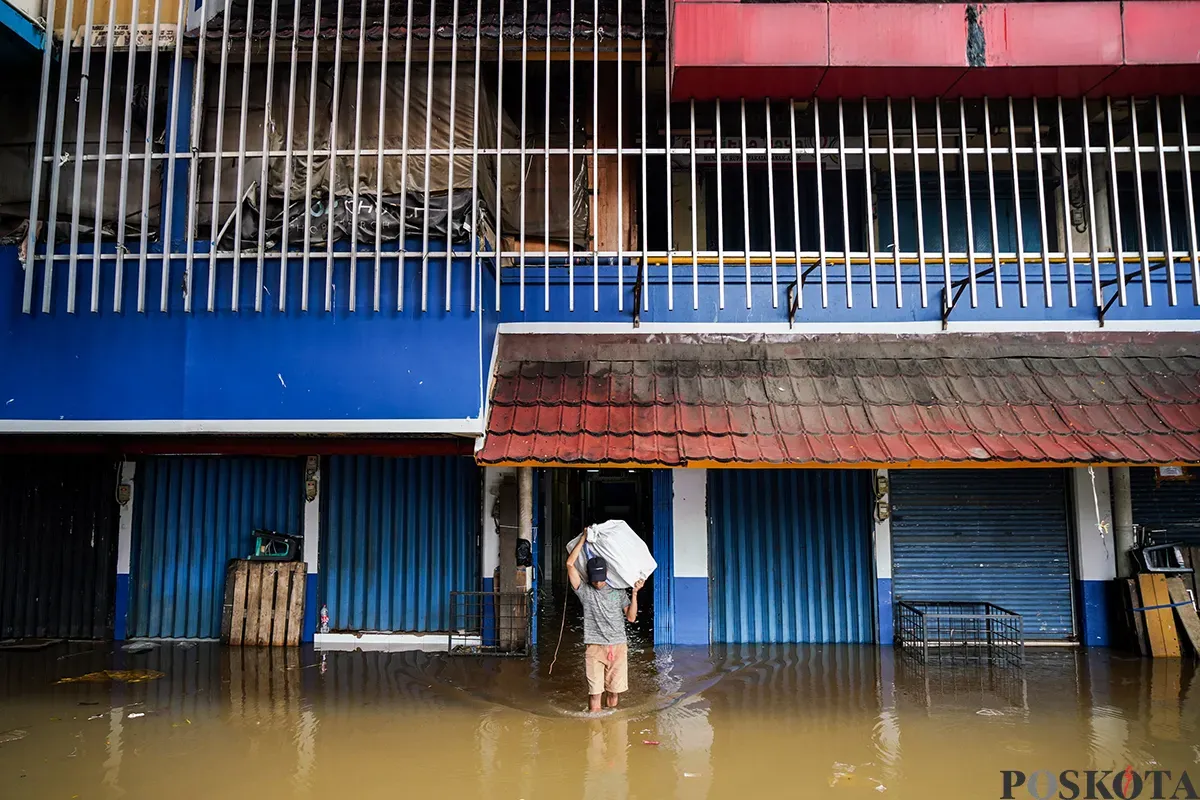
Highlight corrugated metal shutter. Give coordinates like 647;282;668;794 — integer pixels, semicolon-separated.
0;456;120;639
130;457;305;639
890;469;1074;641
652;469;675;646
709;470;875;644
321;456;479;632
1130;467;1200;546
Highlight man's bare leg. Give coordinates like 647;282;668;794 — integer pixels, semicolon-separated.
589;694;602;712
606;692;619;709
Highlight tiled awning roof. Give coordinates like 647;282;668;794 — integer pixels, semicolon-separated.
477;333;1200;467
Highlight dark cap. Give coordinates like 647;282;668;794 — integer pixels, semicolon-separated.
586;556;608;584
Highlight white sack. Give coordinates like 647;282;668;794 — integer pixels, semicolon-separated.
566;519;657;591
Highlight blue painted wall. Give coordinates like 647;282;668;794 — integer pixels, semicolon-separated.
0;244;490;425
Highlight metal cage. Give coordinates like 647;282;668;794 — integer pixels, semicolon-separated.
448;589;532;656
895;600;1025;666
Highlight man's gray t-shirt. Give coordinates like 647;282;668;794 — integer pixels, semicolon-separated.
574;584;628;645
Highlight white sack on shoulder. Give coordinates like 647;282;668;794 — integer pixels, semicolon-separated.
566;520;657;590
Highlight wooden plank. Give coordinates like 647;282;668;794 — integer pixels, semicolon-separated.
272;564;291;647
228;561;250;647
1125;578;1149;657
286;563;306;647
220;560;237;643
256;563;278;647
244;562;263;647
1186;547;1200;603
1139;573;1182;657
1166;576;1200;657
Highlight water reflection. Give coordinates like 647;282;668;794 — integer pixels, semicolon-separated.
0;641;1196;799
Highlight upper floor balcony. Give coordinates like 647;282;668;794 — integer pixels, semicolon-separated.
2;0;1198;331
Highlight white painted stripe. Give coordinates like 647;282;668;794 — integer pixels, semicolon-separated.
1072;466;1117;581
303;460;320;575
672;468;708;579
0;418;484;435
116;460;136;575
496;320;1200;335
476;326;503;454
314;632;478;650
874;468;892;580
481;466;510;575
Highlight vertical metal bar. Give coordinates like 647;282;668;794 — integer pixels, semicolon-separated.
958;98;977;307
92;0;120;313
183;0;209;313
983;98;1002;307
789;99;801;309
615;0;624;313
1129;98;1153;306
662;16;673;312
21;0;56;314
301;0;324;312
280;0;303;311
639;2;649;313
1105;97;1126;307
446;0;463;312
689;98;698;310
115;0;145;313
1032;98;1052;307
324;0;347;313
135;0;166;313
589;0;597;312
836;98;852;308
348;0;368;313
910;97;928;307
1007;97;1028;307
398;0;415;311
1080;97;1101;307
254;0;281;311
1181;97;1200;304
814;97;828;307
1154;96;1177;306
160;0;189;313
517;0;527;312
207;0;234;312
494;0;506;313
886;97;902;308
44;0;79;313
230;0;258;311
765;99;778;307
469;0;482;313
715;98;725;309
739;98;751;308
541;0;553;312
1056;96;1077;306
934;99;951;295
565;0;575;312
68;0;99;313
861;99;876;308
373;0;392;313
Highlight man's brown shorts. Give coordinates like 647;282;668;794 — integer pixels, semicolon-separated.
584;643;629;695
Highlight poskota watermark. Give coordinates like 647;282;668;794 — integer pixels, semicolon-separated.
1002;768;1198;800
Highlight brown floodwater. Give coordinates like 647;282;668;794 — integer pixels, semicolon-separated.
1;632;1197;799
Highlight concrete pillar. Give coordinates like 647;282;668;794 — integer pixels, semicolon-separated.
672;469;709;645
874;469;894;645
1111;467;1135;579
113;461;136;641
518;467;533;591
1072;467;1117;646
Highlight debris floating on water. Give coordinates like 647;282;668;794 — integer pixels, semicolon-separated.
0;729;29;745
976;708;1005;717
121;641;157;654
57;669;165;685
642;740;660;746
127;712;145;719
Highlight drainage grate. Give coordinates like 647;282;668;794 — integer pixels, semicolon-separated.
448;591;533;657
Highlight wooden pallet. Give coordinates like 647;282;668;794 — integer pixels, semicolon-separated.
221;560;307;647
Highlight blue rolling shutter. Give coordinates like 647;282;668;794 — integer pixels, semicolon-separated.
130;456;305;639
890;469;1075;641
709;469;875;644
321;455;479;633
1130;467;1200;546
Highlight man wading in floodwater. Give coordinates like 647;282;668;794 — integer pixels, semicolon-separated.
567;529;644;713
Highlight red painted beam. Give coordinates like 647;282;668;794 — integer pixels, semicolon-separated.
671;0;1200;101
0;435;477;457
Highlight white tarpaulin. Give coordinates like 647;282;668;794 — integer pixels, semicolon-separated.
567;519;657;591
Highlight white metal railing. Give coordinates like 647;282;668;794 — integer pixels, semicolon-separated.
13;0;1200;318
